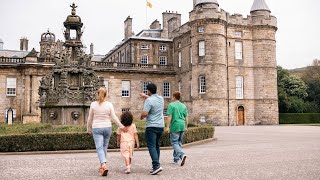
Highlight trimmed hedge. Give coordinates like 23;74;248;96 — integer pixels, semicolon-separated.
0;126;214;152
279;113;320;124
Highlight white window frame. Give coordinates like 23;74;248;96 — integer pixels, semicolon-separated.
121;81;130;97
199;41;205;57
159;56;167;65
163;82;171;98
235;31;242;37
103;80;109;94
178;43;181;49
140;44;149;50
178;51;182;68
236;76;244;99
235;41;243;60
190;47;192;64
142;81;151;94
199;76;206;94
6;77;17;96
198;26;205;33
159;45;167;51
141;55;149;64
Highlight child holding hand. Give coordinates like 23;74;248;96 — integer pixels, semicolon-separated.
117;111;140;174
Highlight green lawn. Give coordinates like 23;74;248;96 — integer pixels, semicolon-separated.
0;120;148;135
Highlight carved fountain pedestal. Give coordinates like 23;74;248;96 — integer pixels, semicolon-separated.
39;3;103;125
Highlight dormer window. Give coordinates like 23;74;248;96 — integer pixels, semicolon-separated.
198;26;205;33
141;44;149;49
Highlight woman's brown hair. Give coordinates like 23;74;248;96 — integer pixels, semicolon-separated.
96;87;107;104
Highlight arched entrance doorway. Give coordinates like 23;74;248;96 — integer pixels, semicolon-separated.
237;106;245;126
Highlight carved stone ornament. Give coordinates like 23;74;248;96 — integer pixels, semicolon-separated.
49;111;58;120
71;111;80;120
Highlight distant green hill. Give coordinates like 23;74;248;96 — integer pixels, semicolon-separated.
288;67;307;77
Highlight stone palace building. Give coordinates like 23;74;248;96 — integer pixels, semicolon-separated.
0;0;278;125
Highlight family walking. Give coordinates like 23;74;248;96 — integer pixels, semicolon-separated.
86;83;189;176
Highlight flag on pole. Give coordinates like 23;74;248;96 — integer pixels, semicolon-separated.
147;1;153;8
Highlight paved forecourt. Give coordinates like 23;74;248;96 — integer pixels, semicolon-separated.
0;126;319;180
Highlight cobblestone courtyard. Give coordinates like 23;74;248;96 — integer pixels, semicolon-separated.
1;126;319;180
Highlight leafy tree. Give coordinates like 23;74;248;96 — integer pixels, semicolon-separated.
302;59;320;112
277;66;308;113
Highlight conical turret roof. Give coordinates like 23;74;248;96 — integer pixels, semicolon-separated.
250;0;270;12
195;0;219;7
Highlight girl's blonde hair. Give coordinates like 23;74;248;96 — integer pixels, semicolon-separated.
96;87;107;104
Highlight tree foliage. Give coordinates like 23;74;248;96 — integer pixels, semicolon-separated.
278;59;320;113
277;66;308;113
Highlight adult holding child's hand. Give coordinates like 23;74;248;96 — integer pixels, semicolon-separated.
87;87;127;176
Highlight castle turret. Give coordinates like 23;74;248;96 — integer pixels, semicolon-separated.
250;0;278;124
250;0;270;15
188;0;228;125
194;0;219;9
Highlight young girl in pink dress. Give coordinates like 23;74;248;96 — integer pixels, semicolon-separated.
117;111;140;174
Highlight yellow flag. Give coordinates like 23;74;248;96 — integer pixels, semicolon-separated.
147;1;153;8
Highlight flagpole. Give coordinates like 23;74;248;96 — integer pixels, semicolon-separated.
146;0;148;29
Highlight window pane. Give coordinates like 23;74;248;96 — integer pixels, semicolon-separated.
122;81;130;97
143;81;151;94
236;76;244;99
178;52;182;67
104;80;109;94
163;82;170;98
6;77;16;96
235;42;243;60
141;55;148;64
7;78;16;88
159;45;167;51
199;76;206;94
199;41;205;56
159;56;167;65
141;44;149;49
190;47;192;64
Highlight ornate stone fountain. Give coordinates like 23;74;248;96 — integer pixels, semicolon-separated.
39;3;104;125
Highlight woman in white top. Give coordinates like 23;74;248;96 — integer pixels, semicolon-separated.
87;87;126;176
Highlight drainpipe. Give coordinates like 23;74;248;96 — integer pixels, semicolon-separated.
225;13;230;126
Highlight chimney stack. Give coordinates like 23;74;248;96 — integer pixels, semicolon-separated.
20;38;28;51
90;43;94;55
124;16;133;39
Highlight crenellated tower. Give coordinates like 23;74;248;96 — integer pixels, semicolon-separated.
188;0;229;125
250;0;278;124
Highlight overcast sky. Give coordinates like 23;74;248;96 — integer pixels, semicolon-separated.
0;0;319;69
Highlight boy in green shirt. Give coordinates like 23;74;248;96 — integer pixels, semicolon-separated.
166;91;188;166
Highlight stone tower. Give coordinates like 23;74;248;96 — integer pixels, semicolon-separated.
250;0;278;124
189;0;229;125
38;3;104;125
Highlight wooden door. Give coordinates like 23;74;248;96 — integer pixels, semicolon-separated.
238;106;244;126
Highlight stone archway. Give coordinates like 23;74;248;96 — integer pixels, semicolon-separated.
237;106;245;126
